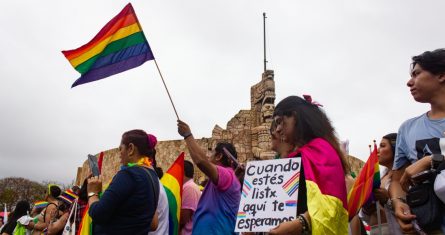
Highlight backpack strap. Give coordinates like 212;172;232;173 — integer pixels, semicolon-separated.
138;166;160;213
43;202;59;223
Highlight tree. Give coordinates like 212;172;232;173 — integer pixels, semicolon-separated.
0;177;46;211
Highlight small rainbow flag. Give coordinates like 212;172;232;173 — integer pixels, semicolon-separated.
285;200;297;207
34;201;48;209
59;189;78;205
160;152;184;235
237;212;246;218
242;180;252;198
347;143;380;221
282;172;300;197
62;3;154;88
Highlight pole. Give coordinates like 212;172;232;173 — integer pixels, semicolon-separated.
263;12;267;73
153;59;180;120
376;202;383;235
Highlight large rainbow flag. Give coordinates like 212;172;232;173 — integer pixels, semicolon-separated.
62;3;154;87
77;204;93;235
347;143;380;220
160;152;184;235
289;138;348;234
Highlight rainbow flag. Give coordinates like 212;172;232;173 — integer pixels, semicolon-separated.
289;138;348;234
59;189;79;205
77;205;93;235
160;152;184;235
34;201;48;209
62;3;154;87
347;143;380;220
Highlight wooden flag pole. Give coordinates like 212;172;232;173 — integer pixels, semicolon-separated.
153;59;180;120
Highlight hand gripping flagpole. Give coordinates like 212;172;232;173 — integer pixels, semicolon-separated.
153;59;180;120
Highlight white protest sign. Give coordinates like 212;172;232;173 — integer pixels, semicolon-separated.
235;158;301;232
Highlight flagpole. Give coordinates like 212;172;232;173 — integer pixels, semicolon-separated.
153;59;180;120
376;202;382;235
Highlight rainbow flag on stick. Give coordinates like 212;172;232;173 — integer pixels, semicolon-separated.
347;143;380;220
33;201;49;209
77;205;93;235
160;152;184;235
62;3;154;88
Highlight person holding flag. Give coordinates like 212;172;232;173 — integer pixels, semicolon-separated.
177;120;241;235
86;130;160;235
358;133;403;235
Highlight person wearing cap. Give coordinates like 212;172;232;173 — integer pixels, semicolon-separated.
388;49;445;234
177;120;241;235
87;129;160;235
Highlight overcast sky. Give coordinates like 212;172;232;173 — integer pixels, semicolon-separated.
1;1;444;184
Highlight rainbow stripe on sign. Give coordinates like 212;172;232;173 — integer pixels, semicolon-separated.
237;212;246;218
282;172;300;197
242;180;252;198
285;200;297;207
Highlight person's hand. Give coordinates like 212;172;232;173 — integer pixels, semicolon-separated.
234;163;246;180
393;200;416;234
373;188;389;205
269;219;301;235
400;157;431;191
87;176;102;194
177;120;192;138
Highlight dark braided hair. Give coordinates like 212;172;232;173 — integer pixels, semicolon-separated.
121;129;158;168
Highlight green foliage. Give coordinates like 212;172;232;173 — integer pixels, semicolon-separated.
0;177;46;211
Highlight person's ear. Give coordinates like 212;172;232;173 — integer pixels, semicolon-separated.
128;143;135;156
215;152;223;161
438;73;445;83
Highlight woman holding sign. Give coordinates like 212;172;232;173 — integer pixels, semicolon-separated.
269;95;349;235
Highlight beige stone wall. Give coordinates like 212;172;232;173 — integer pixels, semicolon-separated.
75;69;365;185
347;155;365;177
76;138;212;186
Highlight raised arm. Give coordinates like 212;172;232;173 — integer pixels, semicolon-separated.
177;120;219;184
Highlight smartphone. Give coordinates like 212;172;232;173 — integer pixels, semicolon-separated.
88;154;100;177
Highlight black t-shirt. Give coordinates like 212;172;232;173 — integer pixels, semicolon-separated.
0;220;17;235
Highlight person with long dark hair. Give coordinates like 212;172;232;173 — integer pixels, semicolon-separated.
87;129;160;235
268;95;349;235
0;200;30;235
359;133;403;235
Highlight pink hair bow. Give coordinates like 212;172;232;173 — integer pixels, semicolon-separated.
147;134;158;149
303;94;323;107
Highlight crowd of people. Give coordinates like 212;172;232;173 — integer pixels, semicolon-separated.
1;49;445;235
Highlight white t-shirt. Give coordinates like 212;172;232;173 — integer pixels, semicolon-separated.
148;182;169;235
435;170;445;204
